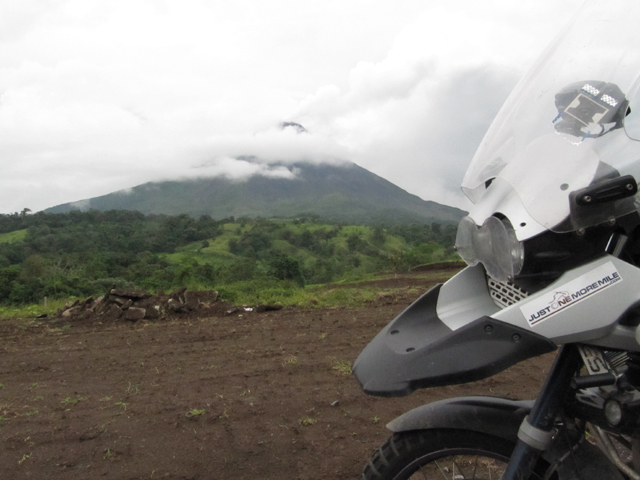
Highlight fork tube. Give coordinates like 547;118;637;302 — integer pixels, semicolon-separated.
502;344;582;480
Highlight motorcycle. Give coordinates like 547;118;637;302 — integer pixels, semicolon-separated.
353;2;640;479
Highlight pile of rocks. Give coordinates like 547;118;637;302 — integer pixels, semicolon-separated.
59;287;220;321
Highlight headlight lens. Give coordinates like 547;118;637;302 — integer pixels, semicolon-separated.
455;215;524;283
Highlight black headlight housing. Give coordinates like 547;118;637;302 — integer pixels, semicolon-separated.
512;221;619;293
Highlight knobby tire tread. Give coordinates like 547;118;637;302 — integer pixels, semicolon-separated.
360;429;515;480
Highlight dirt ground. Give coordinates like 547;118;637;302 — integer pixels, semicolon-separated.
0;271;555;480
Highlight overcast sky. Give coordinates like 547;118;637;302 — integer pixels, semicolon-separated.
1;0;584;214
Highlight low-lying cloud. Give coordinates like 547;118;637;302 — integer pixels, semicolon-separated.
189;156;300;182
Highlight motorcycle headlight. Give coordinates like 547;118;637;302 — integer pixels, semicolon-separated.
455;215;524;283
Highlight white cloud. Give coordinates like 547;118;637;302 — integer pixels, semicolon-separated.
292;1;583;208
0;0;583;213
188;156;299;182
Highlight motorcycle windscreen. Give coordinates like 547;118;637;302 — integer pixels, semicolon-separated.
461;0;640;234
352;284;556;397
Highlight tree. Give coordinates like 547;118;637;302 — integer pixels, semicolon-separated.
267;254;305;287
20;254;47;280
347;234;363;252
0;265;20;302
220;259;256;283
371;226;385;246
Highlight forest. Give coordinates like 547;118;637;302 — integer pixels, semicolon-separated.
0;210;458;305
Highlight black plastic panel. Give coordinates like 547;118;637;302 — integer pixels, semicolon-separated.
353;285;557;397
387;396;534;442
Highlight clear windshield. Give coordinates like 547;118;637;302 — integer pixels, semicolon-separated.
462;0;640;233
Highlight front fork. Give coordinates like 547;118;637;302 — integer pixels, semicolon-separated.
502;344;583;480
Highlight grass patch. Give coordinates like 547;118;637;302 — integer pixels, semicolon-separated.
306;287;378;308
298;417;317;426
0;229;27;244
186;408;205;418
212;268;458;308
61;395;86;406
216;277;381;308
217;278;303;305
0;298;70;319
330;358;353;376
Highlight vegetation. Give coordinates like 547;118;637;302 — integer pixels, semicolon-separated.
0;210;458;306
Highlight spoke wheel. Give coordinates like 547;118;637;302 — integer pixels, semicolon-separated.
396;449;508;479
360;429;545;480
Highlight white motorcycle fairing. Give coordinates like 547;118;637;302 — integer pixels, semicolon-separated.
353;254;640;397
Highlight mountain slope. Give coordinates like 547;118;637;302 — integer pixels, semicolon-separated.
46;161;466;224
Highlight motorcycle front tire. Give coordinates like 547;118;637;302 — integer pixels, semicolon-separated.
360;429;548;480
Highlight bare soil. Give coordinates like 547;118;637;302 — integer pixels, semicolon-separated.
0;271;554;479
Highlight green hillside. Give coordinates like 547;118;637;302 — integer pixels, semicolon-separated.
45;161;466;225
0;211;457;305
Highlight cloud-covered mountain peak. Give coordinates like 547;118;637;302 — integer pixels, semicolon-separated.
46;161;466;225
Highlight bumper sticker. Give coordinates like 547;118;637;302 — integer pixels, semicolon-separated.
520;261;622;327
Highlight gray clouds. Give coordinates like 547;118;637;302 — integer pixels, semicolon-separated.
291;2;583;208
0;0;582;213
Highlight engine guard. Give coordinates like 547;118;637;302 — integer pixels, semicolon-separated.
353;282;556;397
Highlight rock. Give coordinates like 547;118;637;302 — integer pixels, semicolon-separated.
125;307;146;322
61;306;80;318
91;295;110;315
144;305;161;319
103;304;123;321
112;296;129;307
55;287;226;322
184;292;200;309
167;299;180;313
170;287;188;304
80;297;94;310
185;290;219;308
65;299;79;310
